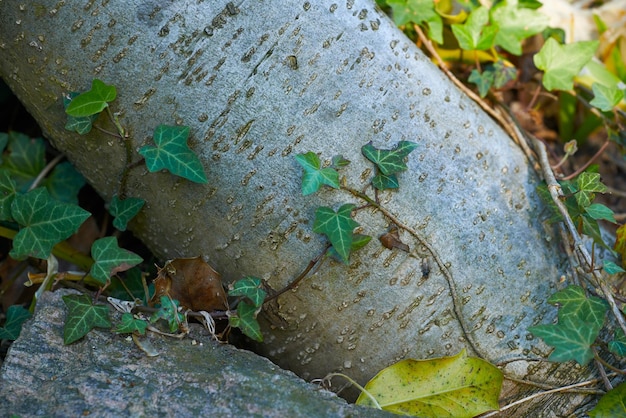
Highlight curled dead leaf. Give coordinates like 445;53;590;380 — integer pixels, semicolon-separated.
151;257;228;312
379;224;410;252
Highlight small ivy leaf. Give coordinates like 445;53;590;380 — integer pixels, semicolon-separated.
386;0;443;44
314;204;360;264
0;169;17;221
590;82;624;112
44;162;86;204
65;79;117;117
356;349;502;417
331;155;350;168
10;188;90;260
294;152;340;195
585;203;616;223
533;38;599;91
372;173;399;190
89;237;143;286
63;92;98;134
468;69;495;98
114;312;148;335
588;382;626;417
229;301;263;342
490;1;549;55
581;214;613;251
1;132;46;192
139;125;208;184
150;296;185;333
491;60;518;89
529;315;598;366
62;294;112;345
548;285;608;329
615;224;626;267
109;195;145;231
576;172;607;208
361;141;418;175
451;7;497;51
608;326;626;357
327;233;372;262
0;305;32;340
229;276;266;308
603;261;626;275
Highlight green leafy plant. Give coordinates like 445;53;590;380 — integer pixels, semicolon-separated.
0;305;31;340
228;276;266;342
151;296;185;333
62;294;112;345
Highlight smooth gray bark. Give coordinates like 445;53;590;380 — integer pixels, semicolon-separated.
0;0;607;414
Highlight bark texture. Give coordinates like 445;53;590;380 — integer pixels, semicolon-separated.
0;0;606;414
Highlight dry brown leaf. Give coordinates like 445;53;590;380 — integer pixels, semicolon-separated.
379;224;410;252
151;257;227;312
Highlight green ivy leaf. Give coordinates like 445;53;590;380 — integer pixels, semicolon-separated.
63;92;98;134
1;132;45;192
150;296;185;333
386;0;443;44
603;261;626;275
109;195;145;231
548;285;608;328
10;188;90;260
139;125;208;184
113;312;148;335
608;327;626;357
490;1;549;55
451;7;497;51
0;169;17;221
491;60;518;88
294;152;340;195
108;267;151;304
313;204;360;264
65;79;117;117
89;237;143;286
229;301;263;342
44;162;86;204
581;214;612;251
229;276;266;307
62;294;112;345
372;173;400;190
576;172;607;208
361;141;418;175
468;69;495;98
331;155;350;168
590;82;624;112
529;315;598;365
0;305;32;340
533;38;599;91
327;233;372;262
585;203;616;223
588;382;626;418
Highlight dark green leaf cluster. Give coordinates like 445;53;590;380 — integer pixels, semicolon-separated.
529;285;608;365
537;170;616;251
0;305;31;340
228;277;266;342
362;140;418;190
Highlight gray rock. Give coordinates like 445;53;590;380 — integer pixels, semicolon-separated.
0;289;391;417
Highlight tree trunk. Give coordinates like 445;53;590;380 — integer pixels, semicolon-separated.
0;0;604;414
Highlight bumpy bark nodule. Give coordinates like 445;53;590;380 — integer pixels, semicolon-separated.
0;0;606;414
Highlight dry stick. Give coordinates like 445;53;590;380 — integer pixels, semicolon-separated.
532;136;626;341
480;378;607;417
264;244;330;303
504;375;604;394
29;153;64;191
343;186;482;357
560;138;611;181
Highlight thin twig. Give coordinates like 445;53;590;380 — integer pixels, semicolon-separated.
480;378;606;417
531;135;626;339
264;244;330;303
560;138;611;181
29;153;64;191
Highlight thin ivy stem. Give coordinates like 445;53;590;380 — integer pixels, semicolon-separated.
29;153;64;191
